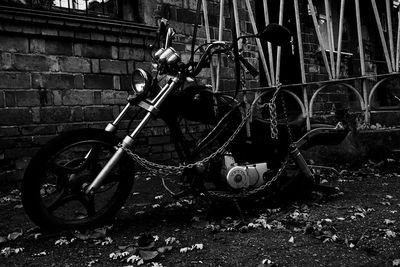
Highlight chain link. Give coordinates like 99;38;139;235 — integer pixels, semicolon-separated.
268;83;281;139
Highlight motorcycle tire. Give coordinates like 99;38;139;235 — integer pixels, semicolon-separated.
21;128;135;231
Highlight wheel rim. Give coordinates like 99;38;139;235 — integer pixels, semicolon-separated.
37;140;124;225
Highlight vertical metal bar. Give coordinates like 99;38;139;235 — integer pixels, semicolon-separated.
216;0;225;92
336;0;345;78
386;0;396;70
324;0;335;79
396;10;400;71
244;0;272;86
294;0;310;130
232;0;242;50
275;0;285;84
308;0;332;79
202;0;216;91
370;0;393;72
263;0;275;84
355;0;369;124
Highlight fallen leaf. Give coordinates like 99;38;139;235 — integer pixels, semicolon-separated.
336;217;345;221
139;250;158;261
7;231;23;240
126;255;141;263
386;195;394;199
32;251;47;257
384;219;396;225
288;236;295;243
393;259;400;266
165;237;177;245
154;195;163;200
157;246;173;254
0;236;6;243
151;263;163;267
386;230;397;238
193;243;203;250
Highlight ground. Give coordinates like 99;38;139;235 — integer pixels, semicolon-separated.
1;159;400;267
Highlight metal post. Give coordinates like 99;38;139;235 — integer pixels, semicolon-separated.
336;0;345;78
263;0;275;85
216;0;225;92
294;0;310;130
202;0;216;91
275;0;285;84
324;0;336;79
355;0;369;124
308;0;332;79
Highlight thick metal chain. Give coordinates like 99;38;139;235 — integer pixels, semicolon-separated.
269;83;282;139
119;104;253;175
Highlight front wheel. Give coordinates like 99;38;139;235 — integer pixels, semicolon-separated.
21;129;135;230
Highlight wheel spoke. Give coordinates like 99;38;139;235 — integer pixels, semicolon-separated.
46;189;73;213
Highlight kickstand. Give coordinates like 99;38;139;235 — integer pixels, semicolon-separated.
233;199;245;222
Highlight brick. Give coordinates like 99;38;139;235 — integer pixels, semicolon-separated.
71;107;83;122
75;31;91;40
53;90;62;105
111;46;118;59
176;8;196;24
94;91;101;104
91;59;100;73
32;73;75;89
41;28;58;36
59;30;74;38
0;126;20;137
12;54;52;72
39;107;71;123
59;57;91;73
74;75;84;89
101;90;128;105
100;59;127;74
84;74;113;89
62;90;94;105
91;32;105;41
0;52;12;70
0;36;28;53
113;76;120;90
119;47;145;61
83;106;114;121
45;40;73;56
0;108;32;126
15;157;30;170
80;43;112;58
4;147;38;159
5;92;15;107
15;91;41;107
148;135;171;145
0;91;3;107
0;72;31;89
30;39;46;54
20;125;57;136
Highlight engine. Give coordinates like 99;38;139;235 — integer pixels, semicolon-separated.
221;153;271;190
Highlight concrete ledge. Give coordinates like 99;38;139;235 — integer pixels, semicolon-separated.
303;128;400;165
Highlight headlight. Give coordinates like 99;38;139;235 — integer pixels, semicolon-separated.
131;69;152;97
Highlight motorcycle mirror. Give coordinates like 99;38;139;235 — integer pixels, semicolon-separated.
258;23;291;46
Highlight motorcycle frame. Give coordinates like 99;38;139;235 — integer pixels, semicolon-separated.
85;77;182;194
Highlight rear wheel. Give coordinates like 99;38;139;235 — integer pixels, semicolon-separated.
21;129;134;230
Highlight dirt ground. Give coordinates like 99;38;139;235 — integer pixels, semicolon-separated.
1;159;400;267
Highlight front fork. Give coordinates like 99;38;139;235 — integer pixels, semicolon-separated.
85;77;180;194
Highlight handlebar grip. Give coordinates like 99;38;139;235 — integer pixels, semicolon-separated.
239;55;259;77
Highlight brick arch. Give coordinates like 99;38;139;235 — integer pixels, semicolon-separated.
309;83;365;117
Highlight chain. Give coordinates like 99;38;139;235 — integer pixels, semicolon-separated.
207;156;290;199
269;83;281;139
279;91;294;143
120;104;253;175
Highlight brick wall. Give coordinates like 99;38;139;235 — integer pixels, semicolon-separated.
0;6;161;186
0;1;258;188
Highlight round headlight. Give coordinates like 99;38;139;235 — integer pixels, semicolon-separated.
131;69;152;96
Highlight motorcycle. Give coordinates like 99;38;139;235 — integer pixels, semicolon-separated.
21;19;349;230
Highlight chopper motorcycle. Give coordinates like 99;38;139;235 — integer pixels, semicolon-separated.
21;19;349;230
